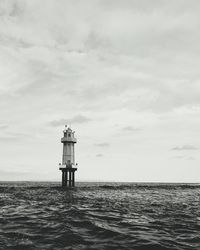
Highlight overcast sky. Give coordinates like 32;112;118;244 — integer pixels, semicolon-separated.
0;0;200;182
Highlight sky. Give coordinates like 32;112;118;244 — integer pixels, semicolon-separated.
0;0;200;182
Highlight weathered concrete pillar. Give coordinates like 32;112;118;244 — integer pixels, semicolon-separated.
72;171;75;187
64;171;67;186
69;171;72;187
66;171;69;187
62;171;64;186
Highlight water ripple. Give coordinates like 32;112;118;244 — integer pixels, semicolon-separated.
0;182;200;249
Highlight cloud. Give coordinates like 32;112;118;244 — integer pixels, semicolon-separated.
187;156;195;161
49;114;91;127
171;155;196;161
122;126;141;132
0;124;8;130
0;169;30;176
0;132;30;143
96;153;104;157
1;0;200;114
172;155;185;159
171;145;198;151
95;143;110;147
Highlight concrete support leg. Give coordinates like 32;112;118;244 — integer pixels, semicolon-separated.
62;171;64;186
60;168;77;187
64;171;67;186
69;171;72;187
66;171;68;187
72;172;75;187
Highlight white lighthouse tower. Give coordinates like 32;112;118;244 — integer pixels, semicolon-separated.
59;125;77;187
61;126;76;166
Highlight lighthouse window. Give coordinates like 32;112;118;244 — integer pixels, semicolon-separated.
68;133;71;137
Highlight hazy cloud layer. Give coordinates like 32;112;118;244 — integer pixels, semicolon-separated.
172;145;198;151
95;143;110;147
49;115;91;127
1;0;200;114
122;126;141;132
96;154;104;157
0;0;200;181
0;124;8;130
187;156;195;161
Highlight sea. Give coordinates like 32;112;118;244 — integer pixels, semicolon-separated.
0;182;200;250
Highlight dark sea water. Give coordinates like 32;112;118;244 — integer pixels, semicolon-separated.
0;182;200;250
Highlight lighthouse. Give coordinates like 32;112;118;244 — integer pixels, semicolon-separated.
59;125;77;187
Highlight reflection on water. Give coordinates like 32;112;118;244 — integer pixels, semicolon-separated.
0;182;200;250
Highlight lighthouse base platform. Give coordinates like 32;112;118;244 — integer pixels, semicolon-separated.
59;167;77;187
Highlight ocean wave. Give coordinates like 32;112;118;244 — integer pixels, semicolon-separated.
0;182;199;250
